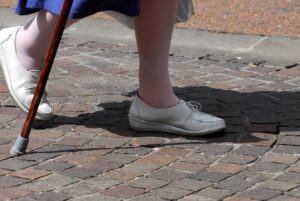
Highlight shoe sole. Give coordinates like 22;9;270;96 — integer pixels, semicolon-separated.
0;30;52;121
129;117;226;136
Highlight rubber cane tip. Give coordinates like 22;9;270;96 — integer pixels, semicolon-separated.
10;136;29;156
10;147;25;157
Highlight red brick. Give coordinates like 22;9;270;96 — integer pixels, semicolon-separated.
0;187;32;200
105;168;143;181
209;163;247;174
0;154;10;161
0;84;8;93
239;133;277;147
129;137;165;147
136;154;178;167
55;153;98;165
290;163;300;173
10;167;51;180
104;185;147;199
0;168;11;176
156;147;190;158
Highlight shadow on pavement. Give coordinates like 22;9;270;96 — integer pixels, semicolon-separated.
28;85;300;153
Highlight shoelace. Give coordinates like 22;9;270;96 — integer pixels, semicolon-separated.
187;101;202;111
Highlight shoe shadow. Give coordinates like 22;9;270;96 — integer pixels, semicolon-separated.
29;85;300;151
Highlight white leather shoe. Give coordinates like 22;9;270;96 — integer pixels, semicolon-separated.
0;27;53;121
129;95;226;136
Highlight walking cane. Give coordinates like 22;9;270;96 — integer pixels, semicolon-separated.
10;0;74;156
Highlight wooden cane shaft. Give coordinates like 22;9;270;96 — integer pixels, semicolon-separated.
21;0;73;138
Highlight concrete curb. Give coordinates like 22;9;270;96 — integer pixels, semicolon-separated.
1;7;300;63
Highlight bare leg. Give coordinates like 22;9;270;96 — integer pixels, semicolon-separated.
135;0;179;108
16;11;77;70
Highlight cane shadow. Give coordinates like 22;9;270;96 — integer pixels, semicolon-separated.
31;85;300;149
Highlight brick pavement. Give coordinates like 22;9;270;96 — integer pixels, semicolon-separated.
0;29;300;201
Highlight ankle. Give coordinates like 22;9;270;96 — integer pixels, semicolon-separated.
137;92;179;108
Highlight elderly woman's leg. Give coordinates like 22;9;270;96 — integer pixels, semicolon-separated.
135;0;179;108
0;11;77;120
129;0;226;135
16;11;77;70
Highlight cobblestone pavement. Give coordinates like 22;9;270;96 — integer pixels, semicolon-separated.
0;30;300;201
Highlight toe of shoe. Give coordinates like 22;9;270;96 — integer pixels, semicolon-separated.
36;103;53;121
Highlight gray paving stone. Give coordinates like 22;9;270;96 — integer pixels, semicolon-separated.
195;144;233;155
178;194;217;201
30;192;72;201
60;166;99;179
188;170;232;182
280;130;300;136
249;161;288;172
23;174;79;192
82;160;123;173
233;146;270;156
276;172;300;184
125;163;160;173
19;145;78;162
273;145;300;154
278;136;300;146
215;177;253;192
0;158;37;171
69;194;121;201
0;176;29;188
36;161;74;171
235;171;272;183
150;186;191;200
219;154;257;165
61;183;100;197
181;153;219;165
103;184;147;199
101;153;139;165
128;177;168;190
114;147;152;156
195;187;234;200
170;178;212;191
258;179;299;191
14;198;36;201
270;195;300;201
149;169;190;181
240;188;283;200
262;152;299;164
288;186;300;198
81;176;122;190
83;137;130;149
129;195;167;201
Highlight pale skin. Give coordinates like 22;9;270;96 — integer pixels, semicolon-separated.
16;0;179;108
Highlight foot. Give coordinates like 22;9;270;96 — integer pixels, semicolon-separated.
128;95;226;136
0;27;53;121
